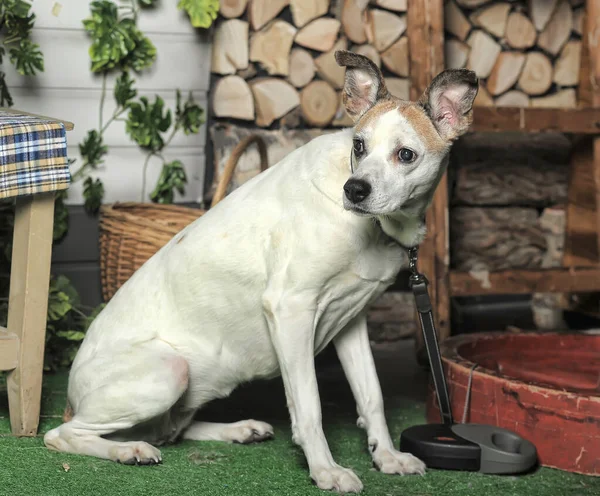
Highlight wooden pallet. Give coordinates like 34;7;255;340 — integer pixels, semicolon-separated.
406;0;600;356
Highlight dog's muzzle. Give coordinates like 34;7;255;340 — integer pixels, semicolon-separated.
344;179;371;204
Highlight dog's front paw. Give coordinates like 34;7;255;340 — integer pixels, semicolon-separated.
372;449;426;476
112;441;162;466
311;465;363;493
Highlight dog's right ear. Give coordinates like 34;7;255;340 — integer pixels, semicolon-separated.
335;50;390;122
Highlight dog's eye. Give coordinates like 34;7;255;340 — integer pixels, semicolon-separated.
353;138;365;156
398;148;415;163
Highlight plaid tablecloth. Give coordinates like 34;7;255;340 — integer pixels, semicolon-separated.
0;111;70;200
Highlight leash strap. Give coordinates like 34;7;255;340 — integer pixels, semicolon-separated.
407;247;454;426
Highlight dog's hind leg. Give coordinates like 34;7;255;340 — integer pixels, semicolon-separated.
44;340;190;464
182;420;274;444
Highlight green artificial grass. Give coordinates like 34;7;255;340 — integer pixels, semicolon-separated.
1;356;598;496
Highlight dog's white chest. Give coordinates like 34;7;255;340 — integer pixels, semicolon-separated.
350;238;405;282
313;241;405;351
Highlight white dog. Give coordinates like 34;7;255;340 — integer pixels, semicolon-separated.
44;51;477;493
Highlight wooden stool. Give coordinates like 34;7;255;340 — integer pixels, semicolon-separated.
0;109;73;436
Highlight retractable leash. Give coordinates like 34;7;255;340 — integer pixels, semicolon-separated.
399;247;538;474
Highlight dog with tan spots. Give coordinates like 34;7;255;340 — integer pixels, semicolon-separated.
44;51;478;493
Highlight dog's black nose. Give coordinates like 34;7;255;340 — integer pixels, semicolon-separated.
344;179;371;203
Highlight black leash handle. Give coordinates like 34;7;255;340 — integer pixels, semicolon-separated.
408;247;454;426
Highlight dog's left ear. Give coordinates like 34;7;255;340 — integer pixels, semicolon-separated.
335;50;390;122
420;69;478;141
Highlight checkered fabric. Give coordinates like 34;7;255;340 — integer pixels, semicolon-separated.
0;111;70;200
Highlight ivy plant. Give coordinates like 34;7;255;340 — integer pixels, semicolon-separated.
70;0;211;214
0;0;45;106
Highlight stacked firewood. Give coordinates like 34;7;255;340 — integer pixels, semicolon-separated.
445;0;584;108
449;132;570;272
211;0;410;128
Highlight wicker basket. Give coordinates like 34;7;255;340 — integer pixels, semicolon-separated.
99;134;268;301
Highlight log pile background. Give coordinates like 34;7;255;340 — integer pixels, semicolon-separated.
445;0;584;108
211;0;410;130
208;1;586;337
449;132;570;272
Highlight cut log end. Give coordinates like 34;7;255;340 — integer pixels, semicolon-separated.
538;0;573;56
467;30;501;79
385;78;410;100
365;9;406;52
342;0;368;44
487;51;526;96
553;40;582;87
219;0;249;18
295;18;342;51
290;0;330;28
251;78;300;127
300;80;338;127
249;0;290;30
211;19;249;75
315;37;348;89
288;48;316;88
470;3;511;38
213;75;255;121
381;36;409;77
518;52;553;96
445;0;471;41
505;12;537;50
445;39;470;70
249;20;297;76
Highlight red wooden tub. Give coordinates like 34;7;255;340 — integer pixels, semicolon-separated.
426;332;600;475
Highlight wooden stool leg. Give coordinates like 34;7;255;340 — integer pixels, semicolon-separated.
6;193;55;436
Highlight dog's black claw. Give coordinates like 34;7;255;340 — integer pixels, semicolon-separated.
119;457;161;466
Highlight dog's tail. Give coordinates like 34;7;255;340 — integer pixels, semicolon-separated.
62;399;74;423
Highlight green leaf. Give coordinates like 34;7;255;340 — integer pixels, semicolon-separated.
150;159;187;204
83;1;119;37
3;9;35;44
3;0;33;18
176;90;205;135
47;291;72;321
138;0;159;7
126;96;172;152
0;72;14;107
53;190;69;242
83;3;157;73
114;71;137;107
123;26;157;72
9;39;44;76
84;1;135;72
177;0;219;28
56;330;86;341
79;130;108;168
83;177;105;214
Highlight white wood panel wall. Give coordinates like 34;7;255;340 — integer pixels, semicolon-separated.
6;0;211;204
